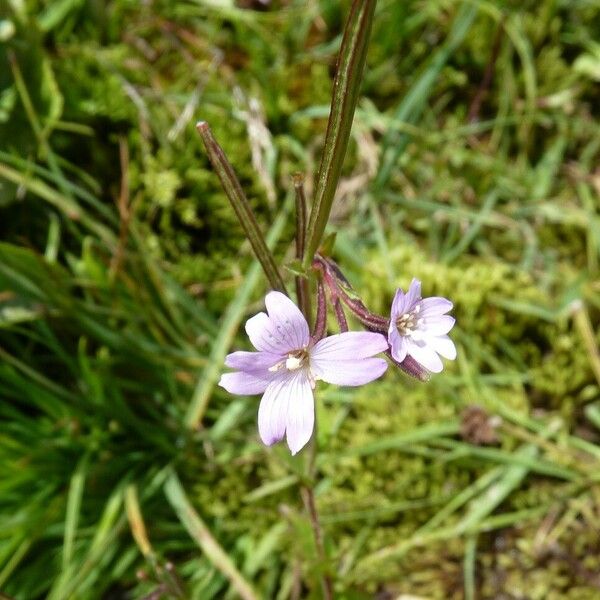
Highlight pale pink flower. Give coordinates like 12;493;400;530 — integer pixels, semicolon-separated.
388;279;456;373
219;291;388;454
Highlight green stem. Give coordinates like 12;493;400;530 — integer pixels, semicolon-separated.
301;429;333;600
293;173;311;320
196;121;287;293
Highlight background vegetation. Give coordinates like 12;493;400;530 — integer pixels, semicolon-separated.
1;0;600;598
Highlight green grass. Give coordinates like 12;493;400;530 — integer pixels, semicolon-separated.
2;0;600;598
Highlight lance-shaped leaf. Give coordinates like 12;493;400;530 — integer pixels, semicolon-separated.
303;0;377;267
196;121;287;293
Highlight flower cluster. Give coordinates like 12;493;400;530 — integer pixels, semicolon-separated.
219;265;456;454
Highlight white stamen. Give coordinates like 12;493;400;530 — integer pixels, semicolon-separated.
269;349;309;372
286;355;303;370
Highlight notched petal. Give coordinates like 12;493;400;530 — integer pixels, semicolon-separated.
265;291;310;350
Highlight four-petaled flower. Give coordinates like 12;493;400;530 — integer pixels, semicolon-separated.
388;278;456;373
219;291;388;454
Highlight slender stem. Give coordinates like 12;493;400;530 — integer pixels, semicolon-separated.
300;263;331;598
293;173;308;258
314;254;388;330
196;121;287;293
337;292;388;330
293;174;311;321
301;427;333;600
333;297;348;332
303;0;378;267
312;278;327;341
300;486;333;599
316;257;349;332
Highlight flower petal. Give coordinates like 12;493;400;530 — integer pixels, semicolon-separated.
311;331;388;361
266;291;310;349
257;371;314;453
391;288;407;318
225;350;280;372
426;335;457;360
245;292;310;354
257;377;291;446
420;297;453;317
420;315;455;336
312;357;388;386
405;278;422;311
285;374;314;455
406;340;443;373
219;371;273;395
245;312;287;353
388;327;408;363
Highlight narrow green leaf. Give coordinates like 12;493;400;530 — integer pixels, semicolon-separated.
320;420;461;462
242;522;287;578
243;475;299;503
164;471;259;600
196;121;286;293
184;193;291;428
47;489;126;600
303;0;377;267
62;458;87;571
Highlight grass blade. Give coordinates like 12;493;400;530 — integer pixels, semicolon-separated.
164;471;259;600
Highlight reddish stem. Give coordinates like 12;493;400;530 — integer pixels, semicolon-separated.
312;278;327;341
333;297;348;332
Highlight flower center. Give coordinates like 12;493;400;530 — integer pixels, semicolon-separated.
269;348;309;373
285;348;308;370
396;303;422;336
